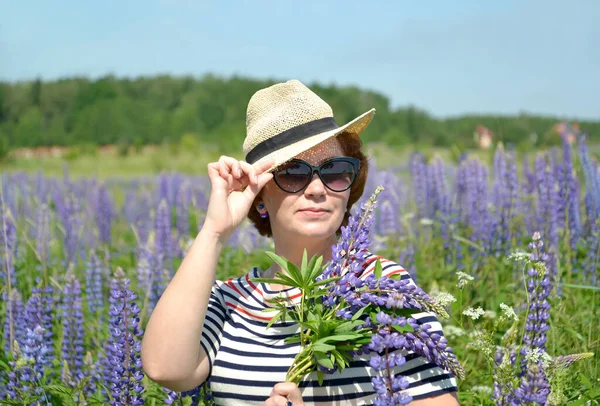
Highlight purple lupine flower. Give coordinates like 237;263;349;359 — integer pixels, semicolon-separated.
34;170;50;204
157;172;171;207
463;158;492;265
491;145;509;256
62;193;84;266
409;153;430;220
136;241;167;316
155;198;174;272
5;325;51;403
505;151;521;246
521;233;551;351
454;160;469;225
492;346;519;405
61;275;86;386
0;205;17;289
362;280;464;404
175;180;191;257
95;183;114;246
85;251;105;316
103;267;145;406
35;203;51;269
520;153;537;237
164;386;202;406
2;289;26;355
321;188;380;283
1;173;17;216
584;219;599;286
578;134;600;227
375;170;401;237
534;156;559;250
24;283;54;370
515;232;551;403
428;156;454;265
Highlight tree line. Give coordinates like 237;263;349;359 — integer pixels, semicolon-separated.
0;74;598;155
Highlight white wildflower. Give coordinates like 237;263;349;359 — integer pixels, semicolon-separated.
419;218;434;226
456;271;475;288
524;348;553;368
467;338;493;357
483;310;497;319
507;251;531;262
463;306;485;320
500;303;519;322
468;329;480;339
434;292;457;308
443;325;466;339
471;385;493;395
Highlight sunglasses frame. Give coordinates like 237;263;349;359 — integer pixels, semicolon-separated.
273;156;360;193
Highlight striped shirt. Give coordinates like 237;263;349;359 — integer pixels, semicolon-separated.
200;252;458;405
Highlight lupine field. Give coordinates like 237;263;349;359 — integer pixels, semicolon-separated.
1;132;599;405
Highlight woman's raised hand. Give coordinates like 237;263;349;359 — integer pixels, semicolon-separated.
204;156;274;241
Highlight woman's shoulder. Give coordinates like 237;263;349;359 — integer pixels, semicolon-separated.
212;267;260;293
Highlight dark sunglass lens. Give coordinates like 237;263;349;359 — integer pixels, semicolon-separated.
320;160;356;191
275;161;312;192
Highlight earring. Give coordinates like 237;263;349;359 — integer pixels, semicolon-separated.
257;203;269;219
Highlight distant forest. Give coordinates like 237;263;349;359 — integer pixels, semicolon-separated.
1;74;598;153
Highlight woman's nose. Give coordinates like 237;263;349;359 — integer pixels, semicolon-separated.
304;173;326;197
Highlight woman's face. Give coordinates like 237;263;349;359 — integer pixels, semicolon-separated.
259;137;350;241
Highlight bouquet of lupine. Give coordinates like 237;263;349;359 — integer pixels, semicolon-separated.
252;186;465;405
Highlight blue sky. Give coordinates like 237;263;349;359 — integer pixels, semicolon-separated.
1;0;598;119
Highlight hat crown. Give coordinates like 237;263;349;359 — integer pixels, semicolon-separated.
243;80;334;154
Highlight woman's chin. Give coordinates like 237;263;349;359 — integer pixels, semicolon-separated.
293;223;339;240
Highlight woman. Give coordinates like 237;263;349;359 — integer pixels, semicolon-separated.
141;80;459;405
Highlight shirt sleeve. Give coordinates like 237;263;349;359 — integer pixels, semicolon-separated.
200;282;229;378
379;257;459;400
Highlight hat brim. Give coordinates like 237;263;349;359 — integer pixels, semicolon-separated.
253;108;376;173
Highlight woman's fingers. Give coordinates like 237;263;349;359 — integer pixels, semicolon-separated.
269;382;303;405
209;156;274;197
239;161;257;185
263;395;290;406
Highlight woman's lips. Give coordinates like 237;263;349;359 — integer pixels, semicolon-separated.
298;208;329;217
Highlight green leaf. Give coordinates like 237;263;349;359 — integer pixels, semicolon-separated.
251;272;300;288
315;351;334;369
580;372;593;390
301;249;308;278
265;251;304;287
566;400;588;406
392;324;414;334
266;311;284;329
285;335;302;344
308;256;325;285
317;370;325;386
562;283;600;291
315;334;361;345
333;350;347;370
374;259;383;279
313;276;341;286
312;343;336;352
334;320;364;334
351;305;369;321
264;251;290;272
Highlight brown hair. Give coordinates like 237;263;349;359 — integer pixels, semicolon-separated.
247;131;370;237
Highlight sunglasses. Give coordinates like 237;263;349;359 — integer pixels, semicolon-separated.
273;157;360;193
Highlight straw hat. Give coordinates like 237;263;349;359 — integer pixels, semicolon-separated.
242;79;376;172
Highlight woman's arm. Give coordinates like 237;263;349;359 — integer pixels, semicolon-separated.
141;157;273;392
141;228;224;391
